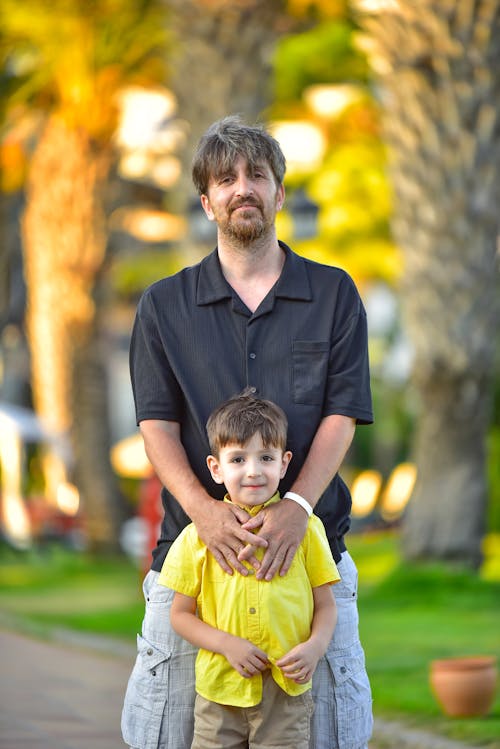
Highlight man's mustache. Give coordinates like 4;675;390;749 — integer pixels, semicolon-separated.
229;196;262;213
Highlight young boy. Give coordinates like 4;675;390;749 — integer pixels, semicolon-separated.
158;391;340;749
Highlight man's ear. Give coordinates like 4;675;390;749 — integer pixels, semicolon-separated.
207;454;224;484
276;183;285;212
200;194;215;221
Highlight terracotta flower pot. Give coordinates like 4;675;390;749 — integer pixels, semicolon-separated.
430;656;498;718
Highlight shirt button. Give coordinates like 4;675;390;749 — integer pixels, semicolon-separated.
147;648;153;655
249;352;256;359
249;607;256;614
249;386;257;393
340;666;347;674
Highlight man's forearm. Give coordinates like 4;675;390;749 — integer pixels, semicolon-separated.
140;419;211;520
290;414;355;509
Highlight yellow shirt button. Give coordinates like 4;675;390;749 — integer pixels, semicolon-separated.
249;607;256;614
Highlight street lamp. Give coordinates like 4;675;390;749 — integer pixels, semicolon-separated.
188;196;217;244
288;188;319;240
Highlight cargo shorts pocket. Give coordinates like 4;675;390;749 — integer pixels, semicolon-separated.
327;649;373;749
121;635;171;748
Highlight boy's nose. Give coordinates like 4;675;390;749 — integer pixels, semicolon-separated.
246;461;261;477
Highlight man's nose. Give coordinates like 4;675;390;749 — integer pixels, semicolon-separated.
235;173;253;196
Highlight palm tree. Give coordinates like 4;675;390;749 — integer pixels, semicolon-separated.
2;0;168;551
357;0;500;566
166;0;297;216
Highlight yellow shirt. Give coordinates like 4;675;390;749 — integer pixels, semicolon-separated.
158;493;340;707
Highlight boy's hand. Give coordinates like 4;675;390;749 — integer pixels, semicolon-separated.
275;640;323;685
193;498;266;576
221;633;269;678
239;499;308;580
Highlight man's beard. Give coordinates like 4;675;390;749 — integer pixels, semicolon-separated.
220;200;271;243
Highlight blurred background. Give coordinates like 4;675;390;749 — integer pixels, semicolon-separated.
0;1;499;743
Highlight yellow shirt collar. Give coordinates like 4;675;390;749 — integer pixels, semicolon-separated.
223;491;281;516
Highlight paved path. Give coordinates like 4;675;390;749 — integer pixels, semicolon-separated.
0;628;134;749
0;626;484;749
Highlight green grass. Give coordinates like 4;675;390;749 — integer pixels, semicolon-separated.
1;533;499;747
349;531;500;748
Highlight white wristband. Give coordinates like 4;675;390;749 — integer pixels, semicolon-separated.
283;491;313;517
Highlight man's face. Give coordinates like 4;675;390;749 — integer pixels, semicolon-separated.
200;155;284;243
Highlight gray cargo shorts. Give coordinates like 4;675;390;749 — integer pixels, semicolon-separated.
121;550;372;749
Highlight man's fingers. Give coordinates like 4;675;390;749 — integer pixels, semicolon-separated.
237;543;261;570
256;540;300;580
278;545;297;577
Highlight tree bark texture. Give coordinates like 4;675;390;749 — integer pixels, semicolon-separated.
356;0;500;566
22;116;124;551
166;0;290;212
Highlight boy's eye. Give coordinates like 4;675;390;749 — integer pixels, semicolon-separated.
262;455;274;462
231;456;244;463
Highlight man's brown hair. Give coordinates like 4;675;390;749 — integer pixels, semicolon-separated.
192;115;286;195
206;390;288;457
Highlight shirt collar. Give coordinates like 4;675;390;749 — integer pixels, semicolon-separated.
223;490;281;516
196;242;312;306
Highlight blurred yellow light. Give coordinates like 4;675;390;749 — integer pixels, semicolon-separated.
2;491;31;548
304;84;362;119
351;469;382;518
56;482;80;516
270;121;326;174
380;462;417;521
356;0;400;11
110;207;186;242
111;433;153;479
116;86;176;150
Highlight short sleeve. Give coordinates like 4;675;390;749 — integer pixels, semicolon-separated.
158;525;205;597
324;274;373;425
303;515;341;588
129;288;183;424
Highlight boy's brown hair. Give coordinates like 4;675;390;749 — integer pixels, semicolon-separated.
206;390;288;457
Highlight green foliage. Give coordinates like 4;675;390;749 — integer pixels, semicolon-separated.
109;248;194;300
273;20;369;103
0;0;169;139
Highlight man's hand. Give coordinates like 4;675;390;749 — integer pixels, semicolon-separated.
220;633;269;678
191;498;267;575
238;499;308;581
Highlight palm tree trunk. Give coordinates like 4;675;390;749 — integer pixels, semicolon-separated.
357;0;500;566
167;0;289;214
22;115;124;551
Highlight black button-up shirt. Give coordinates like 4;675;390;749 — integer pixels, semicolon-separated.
130;242;373;569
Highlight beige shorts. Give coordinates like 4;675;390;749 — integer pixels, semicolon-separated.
191;669;314;749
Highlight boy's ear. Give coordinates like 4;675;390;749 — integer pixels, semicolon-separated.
280;450;292;479
207;455;224;484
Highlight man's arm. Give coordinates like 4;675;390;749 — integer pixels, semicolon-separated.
170;592;269;678
241;414;355;580
276;583;337;684
140;419;266;575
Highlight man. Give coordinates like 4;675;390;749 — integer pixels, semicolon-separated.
122;115;373;749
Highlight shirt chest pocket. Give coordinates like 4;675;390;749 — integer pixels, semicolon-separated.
292;340;330;405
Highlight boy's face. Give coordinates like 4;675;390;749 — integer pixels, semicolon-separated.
207;432;291;508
